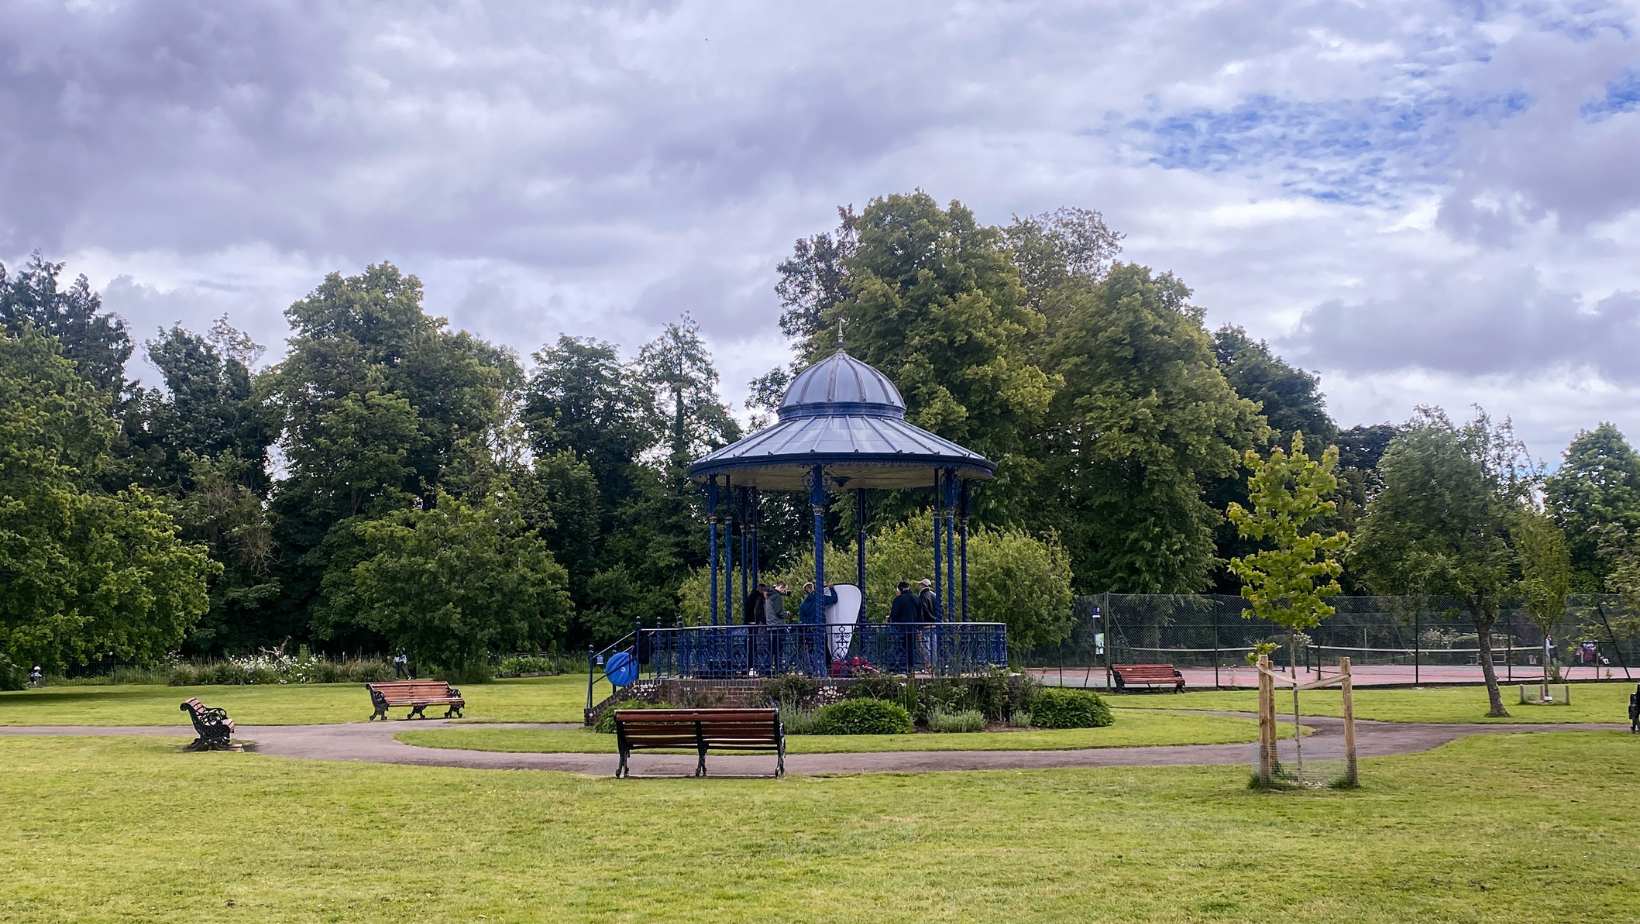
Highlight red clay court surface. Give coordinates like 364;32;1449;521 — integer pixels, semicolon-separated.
1030;662;1636;689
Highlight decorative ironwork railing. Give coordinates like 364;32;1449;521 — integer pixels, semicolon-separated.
635;622;1008;681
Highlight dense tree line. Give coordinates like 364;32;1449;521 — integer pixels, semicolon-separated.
6;191;1640;678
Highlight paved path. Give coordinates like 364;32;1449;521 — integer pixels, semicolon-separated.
1;715;1627;778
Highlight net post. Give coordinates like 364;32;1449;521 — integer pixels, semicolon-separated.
1212;602;1221;690
1341;656;1357;787
1414;607;1421;685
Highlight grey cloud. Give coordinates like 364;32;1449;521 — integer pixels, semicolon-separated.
1438;26;1640;240
6;0;1640;452
1283;266;1640;381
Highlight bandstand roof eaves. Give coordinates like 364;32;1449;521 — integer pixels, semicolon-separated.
688;414;995;490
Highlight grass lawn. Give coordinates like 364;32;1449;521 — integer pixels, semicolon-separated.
2;732;1637;922
1107;679;1638;724
0;675;588;726
398;711;1302;754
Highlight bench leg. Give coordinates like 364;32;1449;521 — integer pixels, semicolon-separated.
444;705;462;719
370;705;387;721
407;705;426;720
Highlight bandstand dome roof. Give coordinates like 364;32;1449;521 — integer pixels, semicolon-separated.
689;350;995;491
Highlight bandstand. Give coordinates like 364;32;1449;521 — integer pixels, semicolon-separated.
587;351;1008;714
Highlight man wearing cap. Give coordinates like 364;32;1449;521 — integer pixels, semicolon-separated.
917;578;940;622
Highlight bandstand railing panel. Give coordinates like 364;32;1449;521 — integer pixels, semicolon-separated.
634;623;1009;681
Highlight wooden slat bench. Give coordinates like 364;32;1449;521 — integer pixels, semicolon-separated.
1112;663;1186;692
180;697;236;750
614;708;785;778
365;680;465;721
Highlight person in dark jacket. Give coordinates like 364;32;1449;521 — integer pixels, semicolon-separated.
889;582;921;624
743;585;768;625
889;581;923;672
764;582;788;624
917;578;940;622
797;582;838;675
798;581;837;623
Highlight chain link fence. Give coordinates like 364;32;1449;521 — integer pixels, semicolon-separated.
1026;594;1640;689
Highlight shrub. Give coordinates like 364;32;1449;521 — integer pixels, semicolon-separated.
1006;710;1032;728
593;699;673;734
166;655;394;686
843;674;906;703
1030;688;1114;729
811;698;914;735
926;707;986;733
0;654;24;691
762;673;821;708
778;704;821;735
913;678;972;721
496;654;572;677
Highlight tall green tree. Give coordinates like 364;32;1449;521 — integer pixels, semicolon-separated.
265;264;516;642
1043;264;1265;592
0;328;214;670
128;321;272;493
637;313;740;466
1208;325;1336;590
795;193;1058;520
1353;408;1535;717
1545;423;1640;591
315;490;571;676
1000;206;1123;311
1212;325;1335;446
775;205;859;345
1225;433;1348;667
0;254;132;395
523;336;652;509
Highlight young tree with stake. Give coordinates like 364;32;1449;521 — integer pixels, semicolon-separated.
1226;432;1349;667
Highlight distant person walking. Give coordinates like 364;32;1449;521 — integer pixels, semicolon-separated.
392;652;410;679
28;665;44;687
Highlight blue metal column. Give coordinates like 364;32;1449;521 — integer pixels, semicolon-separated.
706;476;720;626
738;487;749;608
748;488;760;591
943;468;957;624
931;470;944;620
808;465;828;598
807;465;828;675
855;488;868;623
959;480;971;622
723;477;734;625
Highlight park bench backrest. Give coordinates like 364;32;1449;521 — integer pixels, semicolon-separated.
367;680;460;704
1114;664;1180;679
616;708;782;746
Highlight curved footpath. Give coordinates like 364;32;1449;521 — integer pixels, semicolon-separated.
1;714;1627;777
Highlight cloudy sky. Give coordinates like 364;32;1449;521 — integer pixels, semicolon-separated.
4;0;1640;459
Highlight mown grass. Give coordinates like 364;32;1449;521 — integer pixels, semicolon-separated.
0;675;588;726
1106;679;1638;724
1;732;1637;922
398;711;1301;754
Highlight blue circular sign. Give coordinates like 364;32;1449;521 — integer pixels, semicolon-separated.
604;650;638;687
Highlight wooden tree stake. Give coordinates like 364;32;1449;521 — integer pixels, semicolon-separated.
1341;656;1357;787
